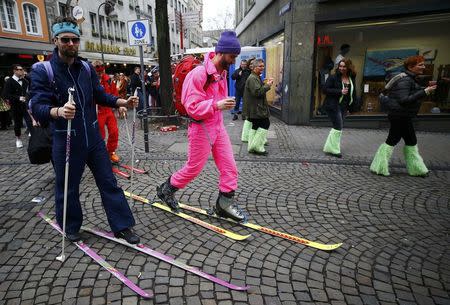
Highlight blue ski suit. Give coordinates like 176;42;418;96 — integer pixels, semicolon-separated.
30;48;135;234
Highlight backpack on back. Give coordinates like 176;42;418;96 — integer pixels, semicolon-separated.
378;72;406;112
172;55;213;117
172;55;202;116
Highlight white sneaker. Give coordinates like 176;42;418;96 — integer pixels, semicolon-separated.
16;139;23;148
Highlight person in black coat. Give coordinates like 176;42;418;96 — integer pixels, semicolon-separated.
130;66;144;111
231;59;251;120
370;55;437;177
2;64;30;148
322;58;358;158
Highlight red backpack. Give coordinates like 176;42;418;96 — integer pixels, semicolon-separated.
172;55;212;117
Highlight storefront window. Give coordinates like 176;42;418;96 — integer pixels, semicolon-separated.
314;13;450;116
263;32;284;110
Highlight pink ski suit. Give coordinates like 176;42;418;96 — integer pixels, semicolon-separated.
170;52;238;192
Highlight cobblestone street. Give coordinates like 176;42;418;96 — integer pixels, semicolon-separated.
0;115;449;305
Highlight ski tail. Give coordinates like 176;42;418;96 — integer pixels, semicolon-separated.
119;164;148;174
37;212;153;299
82;226;249;291
112;167;131;179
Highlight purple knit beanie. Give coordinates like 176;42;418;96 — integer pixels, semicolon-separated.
215;31;241;55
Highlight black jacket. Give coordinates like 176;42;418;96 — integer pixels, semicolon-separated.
231;67;251;94
322;73;357;111
130;73;141;93
2;76;29;105
386;70;426;117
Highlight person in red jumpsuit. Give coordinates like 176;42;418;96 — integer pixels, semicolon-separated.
93;61;122;163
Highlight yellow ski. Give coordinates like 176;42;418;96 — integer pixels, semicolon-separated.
178;204;342;251
124;191;251;241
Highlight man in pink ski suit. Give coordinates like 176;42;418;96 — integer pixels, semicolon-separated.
157;31;246;221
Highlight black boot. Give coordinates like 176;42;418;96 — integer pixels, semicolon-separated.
66;232;82;242
215;191;246;222
114;228;140;244
157;177;180;212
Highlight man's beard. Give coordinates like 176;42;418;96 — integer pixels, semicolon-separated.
61;47;78;58
220;57;230;70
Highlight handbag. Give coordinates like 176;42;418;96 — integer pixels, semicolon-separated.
348;96;362;113
0;98;10;112
27;124;52;164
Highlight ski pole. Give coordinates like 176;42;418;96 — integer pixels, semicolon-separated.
57;87;75;262
124;110;132;146
130;87;139;202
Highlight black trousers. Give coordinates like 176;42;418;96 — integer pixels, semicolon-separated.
249;117;270;130
385;116;417;146
11;102;28;137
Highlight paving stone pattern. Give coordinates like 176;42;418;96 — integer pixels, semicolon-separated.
0;114;449;305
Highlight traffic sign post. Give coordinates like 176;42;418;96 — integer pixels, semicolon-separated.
127;18;151;153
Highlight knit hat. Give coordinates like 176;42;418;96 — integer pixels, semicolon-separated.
52;22;80;37
215;31;241;55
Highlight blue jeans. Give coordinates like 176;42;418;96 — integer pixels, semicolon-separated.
326;106;346;130
233;91;243;114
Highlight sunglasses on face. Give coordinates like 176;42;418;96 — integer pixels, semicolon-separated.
57;36;80;44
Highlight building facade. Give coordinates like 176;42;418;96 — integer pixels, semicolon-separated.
0;0;204;79
167;0;203;56
235;0;450;131
0;0;52;78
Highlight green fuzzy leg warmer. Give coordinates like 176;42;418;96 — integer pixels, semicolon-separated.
248;128;268;153
370;143;394;176
241;120;253;143
404;145;428;176
247;129;256;152
323;128;342;155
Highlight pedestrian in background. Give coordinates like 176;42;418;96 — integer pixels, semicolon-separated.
2;64;30;148
116;72;128;99
92;61;124;163
322;58;358;158
157;31;247;222
30;17;140;244
231;59;251;120
130;66;144;111
370;55;437;177
244;58;273;155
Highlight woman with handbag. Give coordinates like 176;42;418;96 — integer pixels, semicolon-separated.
322;58;358;158
370;55;437;177
0;96;11;130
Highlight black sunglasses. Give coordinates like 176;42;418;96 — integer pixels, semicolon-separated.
57;36;80;44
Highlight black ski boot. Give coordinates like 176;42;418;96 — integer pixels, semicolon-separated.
157;177;180;212
215;191;246;222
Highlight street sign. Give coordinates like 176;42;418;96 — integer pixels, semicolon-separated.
127;19;152;46
182;12;200;23
72;6;84;20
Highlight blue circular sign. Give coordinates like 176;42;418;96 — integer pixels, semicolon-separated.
132;22;146;39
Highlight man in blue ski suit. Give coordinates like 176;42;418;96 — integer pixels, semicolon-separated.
30;17;140;244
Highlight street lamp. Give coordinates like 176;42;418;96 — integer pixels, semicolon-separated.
97;0;116;64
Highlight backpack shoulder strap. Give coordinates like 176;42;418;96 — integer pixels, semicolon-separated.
202;66;214;92
31;61;54;84
81;60;91;75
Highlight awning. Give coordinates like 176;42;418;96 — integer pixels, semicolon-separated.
0;37;53;54
79;51;157;66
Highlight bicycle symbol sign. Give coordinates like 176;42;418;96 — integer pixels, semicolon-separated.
127;19;151;46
